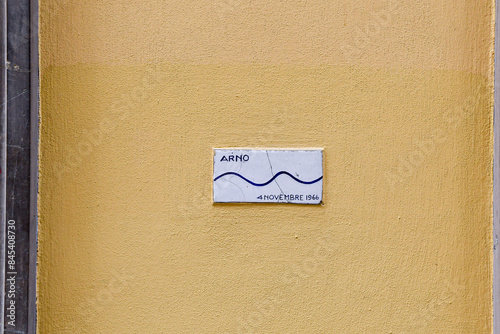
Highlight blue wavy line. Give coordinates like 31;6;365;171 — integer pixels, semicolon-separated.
213;171;323;187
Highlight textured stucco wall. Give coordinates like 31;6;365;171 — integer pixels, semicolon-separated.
38;0;495;333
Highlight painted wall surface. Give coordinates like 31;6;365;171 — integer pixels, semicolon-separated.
38;0;494;333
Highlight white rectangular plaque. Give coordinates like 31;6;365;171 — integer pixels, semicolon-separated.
213;149;323;204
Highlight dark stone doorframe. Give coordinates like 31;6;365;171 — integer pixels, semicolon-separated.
0;0;39;333
0;0;7;331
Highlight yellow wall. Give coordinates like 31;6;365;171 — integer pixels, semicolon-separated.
38;0;495;333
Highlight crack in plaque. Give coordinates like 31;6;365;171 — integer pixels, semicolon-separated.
266;151;288;203
226;177;245;201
